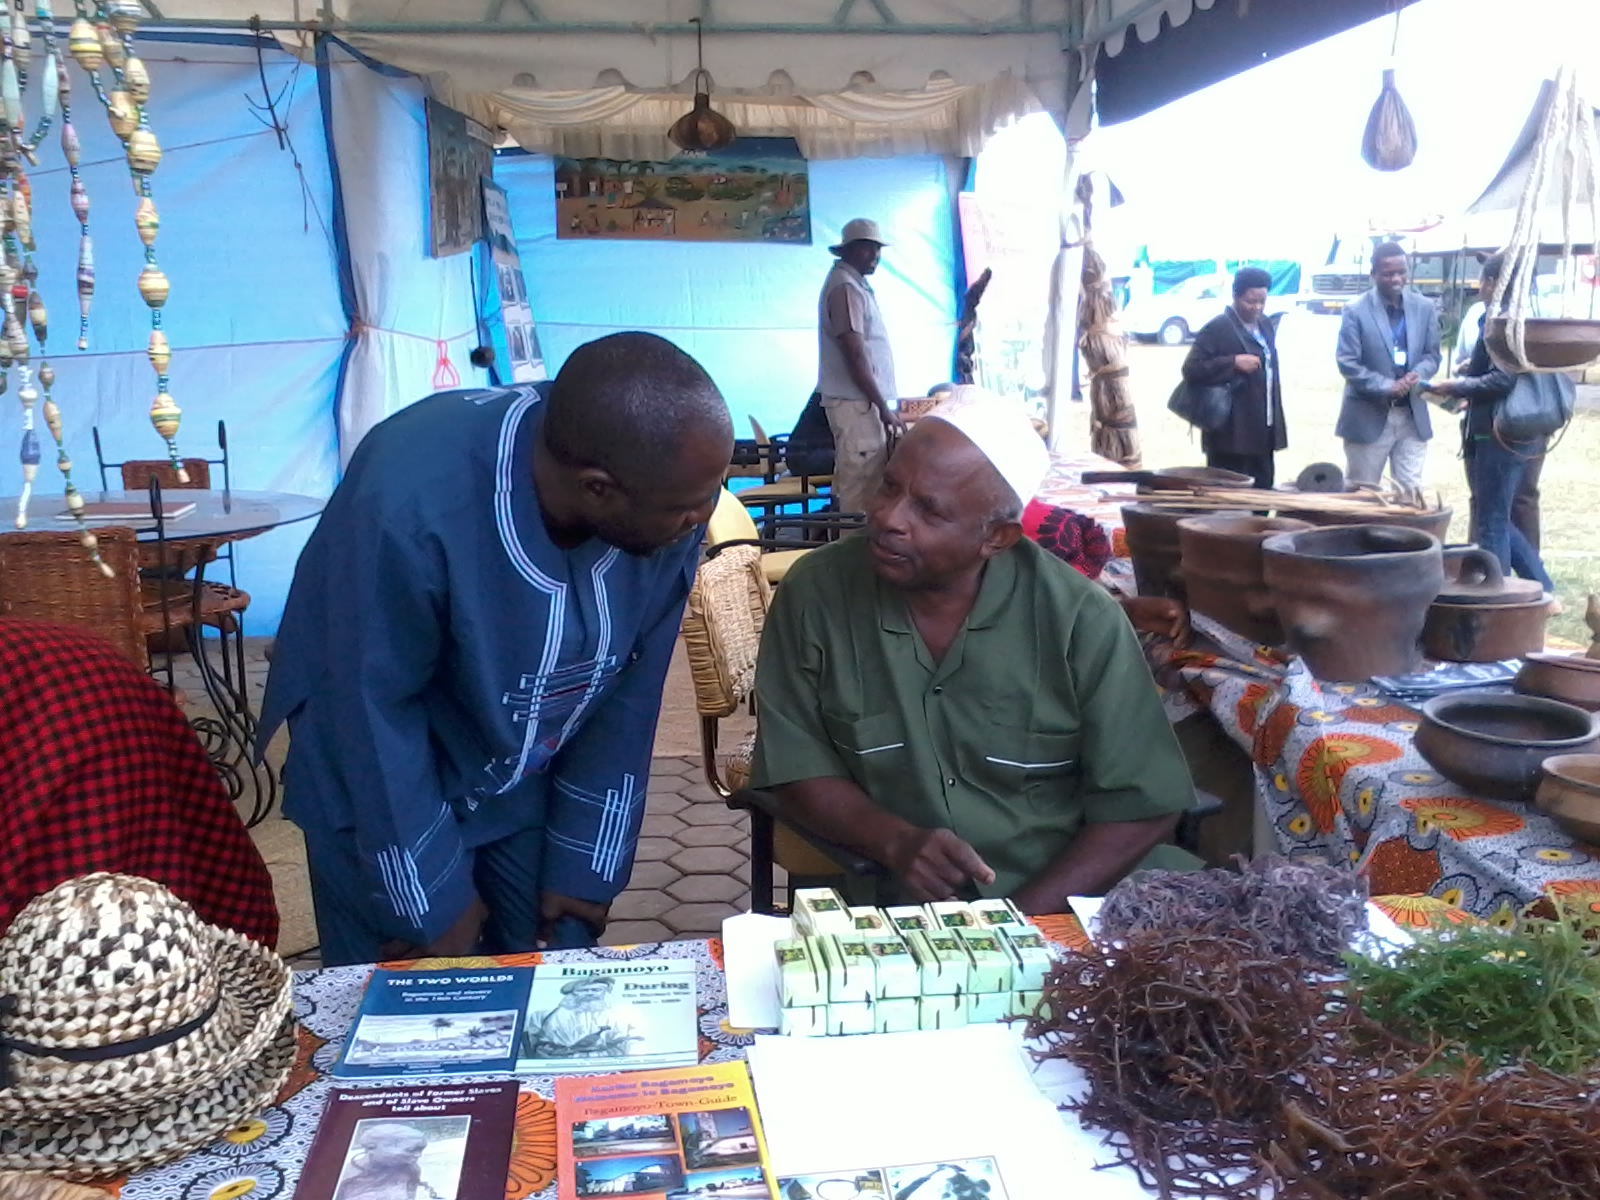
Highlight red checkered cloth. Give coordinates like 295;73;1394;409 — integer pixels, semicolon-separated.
0;618;279;946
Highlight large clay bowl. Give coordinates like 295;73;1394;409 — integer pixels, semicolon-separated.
1516;652;1600;712
1485;315;1600;371
1422;598;1549;663
1417;693;1600;802
1177;515;1313;645
1153;466;1255;487
1288;504;1453;540
1262;524;1444;682
1123;504;1248;601
1536;754;1600;844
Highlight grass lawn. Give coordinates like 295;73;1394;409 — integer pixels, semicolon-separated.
1052;312;1600;646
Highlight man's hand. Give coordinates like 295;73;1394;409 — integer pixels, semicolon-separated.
1120;596;1191;648
538;891;610;949
877;402;906;438
378;892;489;962
882;826;995;902
1233;354;1262;374
1390;377;1413;397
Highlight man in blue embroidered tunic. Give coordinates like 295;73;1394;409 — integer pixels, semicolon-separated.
260;332;733;966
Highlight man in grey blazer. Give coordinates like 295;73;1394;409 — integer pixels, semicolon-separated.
1334;243;1442;492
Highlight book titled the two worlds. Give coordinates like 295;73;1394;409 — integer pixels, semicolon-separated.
334;960;700;1080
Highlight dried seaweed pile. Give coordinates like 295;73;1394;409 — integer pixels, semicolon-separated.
1029;926;1600;1200
1096;855;1368;969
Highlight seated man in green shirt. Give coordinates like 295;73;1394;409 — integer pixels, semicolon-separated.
750;387;1197;913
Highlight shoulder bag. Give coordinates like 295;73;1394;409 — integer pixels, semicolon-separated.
1167;376;1237;432
1494;371;1575;443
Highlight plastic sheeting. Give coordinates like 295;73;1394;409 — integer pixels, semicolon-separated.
22;35;343;636
493;150;959;436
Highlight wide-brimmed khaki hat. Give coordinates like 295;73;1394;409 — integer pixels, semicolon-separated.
0;874;296;1181
830;217;889;254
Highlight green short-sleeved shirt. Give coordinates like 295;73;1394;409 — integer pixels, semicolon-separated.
750;535;1194;897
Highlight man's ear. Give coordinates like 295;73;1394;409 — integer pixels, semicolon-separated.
981;520;1024;560
575;465;624;504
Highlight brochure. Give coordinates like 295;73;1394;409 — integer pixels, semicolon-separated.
295;1081;519;1200
334;966;534;1079
556;1062;777;1200
517;958;700;1075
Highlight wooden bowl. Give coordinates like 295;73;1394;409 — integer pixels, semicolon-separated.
1484;316;1600;371
1417;693;1600;802
1536;753;1600;844
1516;652;1600;712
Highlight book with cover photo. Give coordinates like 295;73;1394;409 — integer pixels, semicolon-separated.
334;966;535;1079
295;1081;519;1200
556;1062;776;1200
517;959;699;1075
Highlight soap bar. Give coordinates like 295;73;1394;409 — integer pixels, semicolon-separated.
911;930;969;997
792;887;853;937
964;991;1011;1024
863;933;920;1000
956;928;1013;994
918;994;967;1031
775;936;827;1009
780;1006;828;1037
927;901;980;931
1000;926;1053;991
848;906;890;934
826;1001;876;1036
1008;990;1043;1020
873;997;920;1034
819;933;876;1005
884;905;933;936
970;898;1028;930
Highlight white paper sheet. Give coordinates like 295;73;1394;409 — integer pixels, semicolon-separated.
721;911;794;1030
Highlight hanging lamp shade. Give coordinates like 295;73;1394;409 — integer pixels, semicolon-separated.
667;19;737;153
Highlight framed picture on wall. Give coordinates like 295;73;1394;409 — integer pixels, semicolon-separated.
427;98;496;257
481;179;545;382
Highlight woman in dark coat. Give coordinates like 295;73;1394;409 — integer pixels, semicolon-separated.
1180;266;1288;487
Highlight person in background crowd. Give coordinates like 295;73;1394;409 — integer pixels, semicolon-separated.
751;387;1197;912
1427;254;1556;594
1180;266;1288;488
0;618;279;944
1335;242;1442;494
816;218;903;520
260;333;733;967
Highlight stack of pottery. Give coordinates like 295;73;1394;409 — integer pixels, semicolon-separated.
1122;504;1248;601
1176;515;1312;645
1422;547;1549;663
1261;524;1445;682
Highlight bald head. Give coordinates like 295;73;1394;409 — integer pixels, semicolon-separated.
544;332;733;492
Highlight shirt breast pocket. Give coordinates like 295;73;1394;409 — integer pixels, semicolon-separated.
821;710;908;779
979;729;1081;805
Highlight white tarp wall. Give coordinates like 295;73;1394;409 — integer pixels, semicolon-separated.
493;152;960;434
29;35;345;634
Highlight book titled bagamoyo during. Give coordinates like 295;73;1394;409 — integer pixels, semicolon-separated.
556;1062;777;1200
295;1081;520;1200
333;966;536;1079
518;959;700;1074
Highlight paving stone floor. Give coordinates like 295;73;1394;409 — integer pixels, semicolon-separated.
180;637;772;969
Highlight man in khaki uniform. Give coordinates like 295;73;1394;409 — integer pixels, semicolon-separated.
816;218;903;518
751;388;1196;911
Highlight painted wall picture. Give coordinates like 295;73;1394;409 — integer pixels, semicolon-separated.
554;138;810;244
427;97;496;257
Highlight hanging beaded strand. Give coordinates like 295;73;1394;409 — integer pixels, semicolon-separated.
70;0;181;480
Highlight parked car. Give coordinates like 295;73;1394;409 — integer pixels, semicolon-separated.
1122;274;1289;345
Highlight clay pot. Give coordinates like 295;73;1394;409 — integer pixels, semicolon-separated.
1289;504;1453;541
1423;599;1549;662
1123;504;1248;601
1416;693;1600;802
1261;524;1444;682
1485;316;1600;371
1177;515;1314;645
1536;753;1600;843
1516;653;1600;711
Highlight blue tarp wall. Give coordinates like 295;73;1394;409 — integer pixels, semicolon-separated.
11;37;959;636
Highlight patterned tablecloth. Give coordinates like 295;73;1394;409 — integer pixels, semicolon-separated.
1156;614;1600;924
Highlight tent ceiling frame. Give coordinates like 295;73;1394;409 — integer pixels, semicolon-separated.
127;0;1074;40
